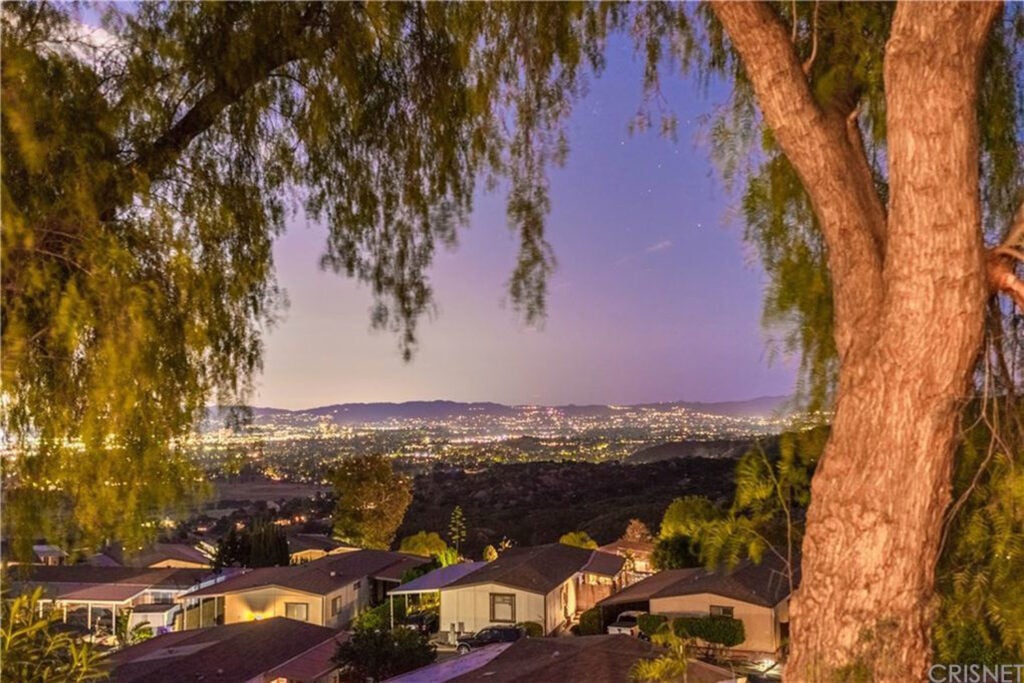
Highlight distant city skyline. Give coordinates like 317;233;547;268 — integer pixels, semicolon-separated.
255;36;797;410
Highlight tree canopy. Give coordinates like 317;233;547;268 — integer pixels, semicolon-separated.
398;531;449;559
559;530;599;549
331;454;412;550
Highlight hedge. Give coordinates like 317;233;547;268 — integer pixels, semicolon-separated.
638;613;668;637
517;621;543;637
671;615;745;647
577;608;603;636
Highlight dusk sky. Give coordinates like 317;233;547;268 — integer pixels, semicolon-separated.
256;37;796;409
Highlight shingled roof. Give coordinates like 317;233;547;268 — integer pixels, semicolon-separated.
125;543;211;568
185;549;429;598
450;635;658;683
599;554;796;608
446;544;624;594
106;617;344;683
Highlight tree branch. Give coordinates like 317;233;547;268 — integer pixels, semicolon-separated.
1002;198;1024;249
97;4;325;221
710;0;887;360
130;6;322;184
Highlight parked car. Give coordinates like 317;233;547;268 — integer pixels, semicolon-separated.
606;611;646;637
456;626;523;654
401;610;438;634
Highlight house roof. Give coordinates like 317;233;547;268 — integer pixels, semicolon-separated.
599;555;795;609
450;635;658;682
388;562;488;596
387;643;513;682
445;544;623;594
598;539;655;556
9;566;217;603
125;544;210;568
105;617;345;683
32;544;67;559
287;533;356;554
582;551;627;577
264;636;341;681
185;549;429;598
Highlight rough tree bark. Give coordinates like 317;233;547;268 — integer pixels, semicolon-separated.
710;1;1000;680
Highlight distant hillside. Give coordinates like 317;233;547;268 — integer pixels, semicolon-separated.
626;439;752;464
397;456;740;556
207;395;791;427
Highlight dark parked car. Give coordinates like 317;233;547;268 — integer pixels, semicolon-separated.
401;610;439;634
456;626;523;654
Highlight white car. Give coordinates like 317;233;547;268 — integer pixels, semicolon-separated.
606;610;645;637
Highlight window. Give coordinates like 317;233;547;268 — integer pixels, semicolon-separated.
490;593;515;623
331;596;342;616
710;605;734;618
285;602;309;622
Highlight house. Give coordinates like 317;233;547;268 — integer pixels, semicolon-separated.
180;549;430;629
106;617;345;683
287;533;359;564
598;539;656;579
32;544;68;566
386;634;745;683
125;543;212;569
597;556;795;658
437;544;626;639
7;565;232;637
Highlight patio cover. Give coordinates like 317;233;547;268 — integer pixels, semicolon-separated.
387;562;487;596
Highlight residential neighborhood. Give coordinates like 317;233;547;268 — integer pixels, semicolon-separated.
3;530;789;681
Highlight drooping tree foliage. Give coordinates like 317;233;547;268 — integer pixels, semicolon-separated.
1;1;619;554
3;0;1023;673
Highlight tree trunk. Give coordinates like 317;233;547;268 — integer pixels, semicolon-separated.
710;2;999;679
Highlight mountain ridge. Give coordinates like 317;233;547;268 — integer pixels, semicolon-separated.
208;395;791;424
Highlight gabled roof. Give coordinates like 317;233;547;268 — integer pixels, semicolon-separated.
106;617;345;683
125;543;210;568
32;544;67;559
185;549;429;598
599;555;796;608
287;533;356;554
445;544;623;595
582;551;627;577
597;568;703;607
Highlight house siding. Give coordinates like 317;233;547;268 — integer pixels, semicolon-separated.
440;578;583;638
439;584;546;637
649;592;783;655
223;587;326;626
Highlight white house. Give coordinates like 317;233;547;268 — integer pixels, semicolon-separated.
437;543;625;640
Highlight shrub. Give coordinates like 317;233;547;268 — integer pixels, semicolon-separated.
517;621;543;637
671;615;745;648
353;600;407;631
638;613;668;637
559;531;598;549
577;608;603;635
334;627;436;681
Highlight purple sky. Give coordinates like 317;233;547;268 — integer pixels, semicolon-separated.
256;39;796;409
